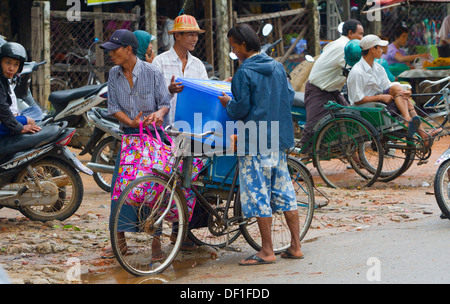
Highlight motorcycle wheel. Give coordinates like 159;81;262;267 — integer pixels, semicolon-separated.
91;136;120;192
434;159;450;219
15;158;84;222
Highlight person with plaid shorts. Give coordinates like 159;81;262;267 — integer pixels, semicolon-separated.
219;24;303;266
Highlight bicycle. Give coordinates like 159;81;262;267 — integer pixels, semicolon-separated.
110;127;315;276
292;75;450;189
51;38;103;91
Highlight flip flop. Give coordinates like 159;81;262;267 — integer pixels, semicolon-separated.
280;250;304;260
239;254;276;266
406;116;421;140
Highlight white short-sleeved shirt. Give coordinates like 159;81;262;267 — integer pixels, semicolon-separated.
152;47;208;126
439;16;450;43
347;58;391;105
308;35;349;92
8;81;19;115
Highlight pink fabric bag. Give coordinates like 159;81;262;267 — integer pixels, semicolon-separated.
112;121;202;222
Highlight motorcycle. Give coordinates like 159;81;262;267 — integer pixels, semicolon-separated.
0;121;92;222
11;57;109;156
42;82;108;155
85;107;123;192
433;113;450;219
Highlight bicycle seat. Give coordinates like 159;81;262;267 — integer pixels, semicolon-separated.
292;92;305;108
49;84;104;107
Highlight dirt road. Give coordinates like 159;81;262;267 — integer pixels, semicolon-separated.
0;136;448;284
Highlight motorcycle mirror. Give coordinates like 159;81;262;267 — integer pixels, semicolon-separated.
337;22;344;34
305;55;315;62
262;24;273;37
229;52;238;61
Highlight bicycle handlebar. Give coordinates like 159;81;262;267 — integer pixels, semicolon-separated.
164;125;223;138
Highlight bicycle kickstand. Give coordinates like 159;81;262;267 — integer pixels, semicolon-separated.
224;226;241;252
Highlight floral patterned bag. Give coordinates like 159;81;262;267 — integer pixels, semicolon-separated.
112;121;202;222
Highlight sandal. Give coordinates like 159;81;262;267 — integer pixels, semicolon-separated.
239;254;276;266
280;250;304;260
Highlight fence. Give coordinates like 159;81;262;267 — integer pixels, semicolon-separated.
379;2;448;53
31;3;318;110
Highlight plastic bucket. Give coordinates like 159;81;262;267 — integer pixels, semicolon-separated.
174;77;235;147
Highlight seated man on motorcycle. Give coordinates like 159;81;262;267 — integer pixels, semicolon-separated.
347;35;440;146
0;42;41;138
299;19;364;156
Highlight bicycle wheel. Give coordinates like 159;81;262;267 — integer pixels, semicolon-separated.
110;175;188;276
91;136;120;192
239;156;315;254
187;190;242;248
313;116;383;189
434;159;450;219
359;136;415;182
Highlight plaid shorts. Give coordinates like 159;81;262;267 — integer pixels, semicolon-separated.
238;151;297;218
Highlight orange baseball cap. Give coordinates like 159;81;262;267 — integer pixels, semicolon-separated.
168;15;205;34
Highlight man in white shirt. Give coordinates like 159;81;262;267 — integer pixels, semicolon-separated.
347;34;439;146
299;19;364;154
152;15;208;127
438;15;450;45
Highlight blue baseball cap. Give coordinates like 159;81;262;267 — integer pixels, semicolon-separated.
100;29;139;51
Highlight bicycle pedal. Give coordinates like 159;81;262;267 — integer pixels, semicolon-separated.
224;246;241;252
417;159;428;166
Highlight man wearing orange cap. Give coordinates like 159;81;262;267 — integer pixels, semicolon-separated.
152;14;208;127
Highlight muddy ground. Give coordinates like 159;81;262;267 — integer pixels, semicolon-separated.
0;136;449;284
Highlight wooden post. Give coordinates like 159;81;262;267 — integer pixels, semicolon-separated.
306;0;320;56
94;6;105;83
215;0;231;79
204;0;214;71
31;1;51;110
145;0;158;55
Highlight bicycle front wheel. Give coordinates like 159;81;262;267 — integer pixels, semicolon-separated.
313;116;383;189
110;175;188;276
434;159;450;219
239;156;315;254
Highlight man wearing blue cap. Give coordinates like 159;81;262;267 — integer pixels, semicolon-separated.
100;29;171;259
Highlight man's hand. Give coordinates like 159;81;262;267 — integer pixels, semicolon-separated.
144;108;169;127
168;75;184;95
130;112;143;128
379;94;394;104
218;92;232;108
21;124;41;134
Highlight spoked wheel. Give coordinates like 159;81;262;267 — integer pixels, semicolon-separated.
15;158;83;222
312;116;383;189
110;175;188;276
434;159;450;219
359;136;415;182
238;156;315;254
91;136;120;192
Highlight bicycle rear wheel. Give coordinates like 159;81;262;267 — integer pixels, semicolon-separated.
359;136;415;182
434;159;450;219
239;156;315;253
110;175;188;276
313;116;383;189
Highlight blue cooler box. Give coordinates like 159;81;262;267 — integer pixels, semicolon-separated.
174;78;235;147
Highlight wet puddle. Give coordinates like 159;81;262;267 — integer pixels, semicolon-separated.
81;256;213;284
